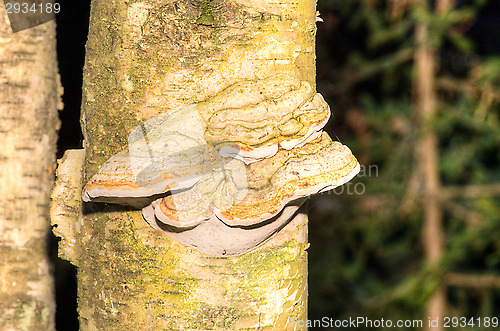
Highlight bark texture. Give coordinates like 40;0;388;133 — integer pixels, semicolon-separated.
56;0;316;329
0;9;60;331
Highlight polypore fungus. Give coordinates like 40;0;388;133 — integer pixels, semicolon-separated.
198;74;331;164
83;75;360;256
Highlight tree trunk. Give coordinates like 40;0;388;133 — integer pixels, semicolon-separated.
0;9;60;331
54;0;316;329
413;0;449;328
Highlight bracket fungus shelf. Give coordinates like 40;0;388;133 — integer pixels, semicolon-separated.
83;75;360;256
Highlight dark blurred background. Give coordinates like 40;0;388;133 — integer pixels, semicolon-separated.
53;1;500;329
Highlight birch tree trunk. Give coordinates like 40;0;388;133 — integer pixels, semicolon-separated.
53;0;316;329
0;9;60;331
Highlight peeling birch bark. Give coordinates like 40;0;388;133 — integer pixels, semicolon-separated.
50;149;85;264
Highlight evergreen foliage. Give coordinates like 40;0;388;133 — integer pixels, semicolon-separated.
310;0;500;329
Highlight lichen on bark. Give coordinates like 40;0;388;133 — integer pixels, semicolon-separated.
71;0;316;329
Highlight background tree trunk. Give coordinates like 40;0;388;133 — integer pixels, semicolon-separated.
54;0;316;329
413;0;451;329
0;8;60;331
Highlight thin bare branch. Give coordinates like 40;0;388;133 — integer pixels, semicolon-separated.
442;184;500;199
445;273;500;289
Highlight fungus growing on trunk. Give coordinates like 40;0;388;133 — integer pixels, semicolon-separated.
83;76;359;256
